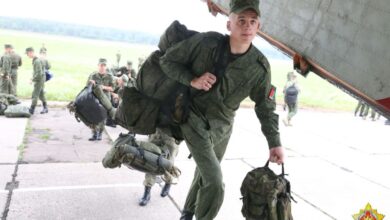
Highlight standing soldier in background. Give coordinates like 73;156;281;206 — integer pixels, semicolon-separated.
0;44;14;95
138;129;180;206
126;61;137;79
25;47;48;115
9;45;22;97
39;50;51;73
116;50;121;67
137;57;144;71
40;43;47;55
283;71;300;126
87;58;114;141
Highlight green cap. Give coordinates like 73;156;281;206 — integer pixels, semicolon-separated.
4;44;13;49
25;47;34;53
230;0;260;16
98;58;107;65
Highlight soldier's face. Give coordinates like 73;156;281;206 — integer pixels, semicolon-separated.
26;51;34;58
228;10;260;44
98;64;107;74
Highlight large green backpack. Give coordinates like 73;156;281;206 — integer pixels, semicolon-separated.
102;133;180;178
240;161;295;220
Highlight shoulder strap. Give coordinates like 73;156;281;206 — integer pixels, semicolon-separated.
213;35;229;80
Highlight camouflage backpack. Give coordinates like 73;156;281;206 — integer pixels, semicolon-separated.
0;93;19;115
240;161;295;220
102;133;180;178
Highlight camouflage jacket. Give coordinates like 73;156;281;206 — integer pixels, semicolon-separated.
87;71;114;97
40;58;51;70
10;52;22;69
0;54;12;77
160;32;281;148
32;57;45;82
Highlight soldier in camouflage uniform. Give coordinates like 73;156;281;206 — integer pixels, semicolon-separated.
0;44;13;95
116;50;121;67
25;47;48;115
159;0;284;219
9;45;22;97
138;128;180;206
39;43;47;55
87;58;114;141
126;61;137;79
39;51;51;73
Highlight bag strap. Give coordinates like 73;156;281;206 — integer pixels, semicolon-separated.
264;160;285;176
213;35;229;80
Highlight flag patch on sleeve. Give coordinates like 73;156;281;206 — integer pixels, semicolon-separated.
268;85;276;100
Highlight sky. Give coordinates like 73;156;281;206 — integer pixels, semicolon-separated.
0;0;229;34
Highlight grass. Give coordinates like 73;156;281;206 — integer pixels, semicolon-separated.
0;29;357;111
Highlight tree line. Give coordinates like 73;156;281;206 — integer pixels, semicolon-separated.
0;16;159;45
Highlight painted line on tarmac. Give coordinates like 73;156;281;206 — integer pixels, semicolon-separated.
14;183;143;193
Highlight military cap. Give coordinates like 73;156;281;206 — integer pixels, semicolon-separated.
4;44;13;49
25;47;34;53
98;58;107;65
230;0;260;16
127;61;133;66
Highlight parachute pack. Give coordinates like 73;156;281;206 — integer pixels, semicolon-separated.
102;133;180;178
240;161;295;220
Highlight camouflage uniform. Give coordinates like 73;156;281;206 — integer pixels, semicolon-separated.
30;56;47;111
87;71;114;134
160;32;280;219
0;53;13;94
40;58;51;71
9;52;22;96
143;128;179;187
283;78;300;125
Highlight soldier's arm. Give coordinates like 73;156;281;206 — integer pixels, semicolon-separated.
46;60;51;70
249;68;281;149
159;34;204;86
18;55;22;67
3;58;12;76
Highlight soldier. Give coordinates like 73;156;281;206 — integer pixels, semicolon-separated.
9;45;22;96
39;43;47;55
116;50;121;67
25;47;48;115
126;61;137;79
87;58;114;141
138;128;180;206
283;71;300;126
159;0;284;219
39;50;51;72
0;44;13;95
137;57;144;71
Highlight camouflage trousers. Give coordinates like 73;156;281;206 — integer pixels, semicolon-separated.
287;103;297;120
144;128;179;187
10;69;18;96
31;78;46;107
92;121;105;133
180;111;233;220
0;76;13;95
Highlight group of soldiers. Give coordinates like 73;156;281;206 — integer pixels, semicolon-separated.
0;44;51;114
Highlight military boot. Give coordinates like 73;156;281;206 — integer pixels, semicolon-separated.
179;211;194;220
160;183;171;197
40;102;49;114
96;131;103;141
29;106;35;115
139;186;151;206
89;132;98;141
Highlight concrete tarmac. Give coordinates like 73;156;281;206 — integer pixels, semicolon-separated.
0;106;389;220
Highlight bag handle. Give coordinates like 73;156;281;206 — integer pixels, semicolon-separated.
265;160;285;176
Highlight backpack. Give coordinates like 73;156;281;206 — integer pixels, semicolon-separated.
285;84;298;105
68;85;107;128
240;161;295;220
4;105;31;118
115;20;228;139
102;133;180;178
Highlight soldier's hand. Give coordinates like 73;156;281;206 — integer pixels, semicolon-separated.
190;72;217;91
269;146;284;165
89;80;96;86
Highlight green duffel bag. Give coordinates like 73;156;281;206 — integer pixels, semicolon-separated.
4;105;31;118
102;133;180;177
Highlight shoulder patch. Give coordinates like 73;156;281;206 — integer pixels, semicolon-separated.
268;85;276;100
